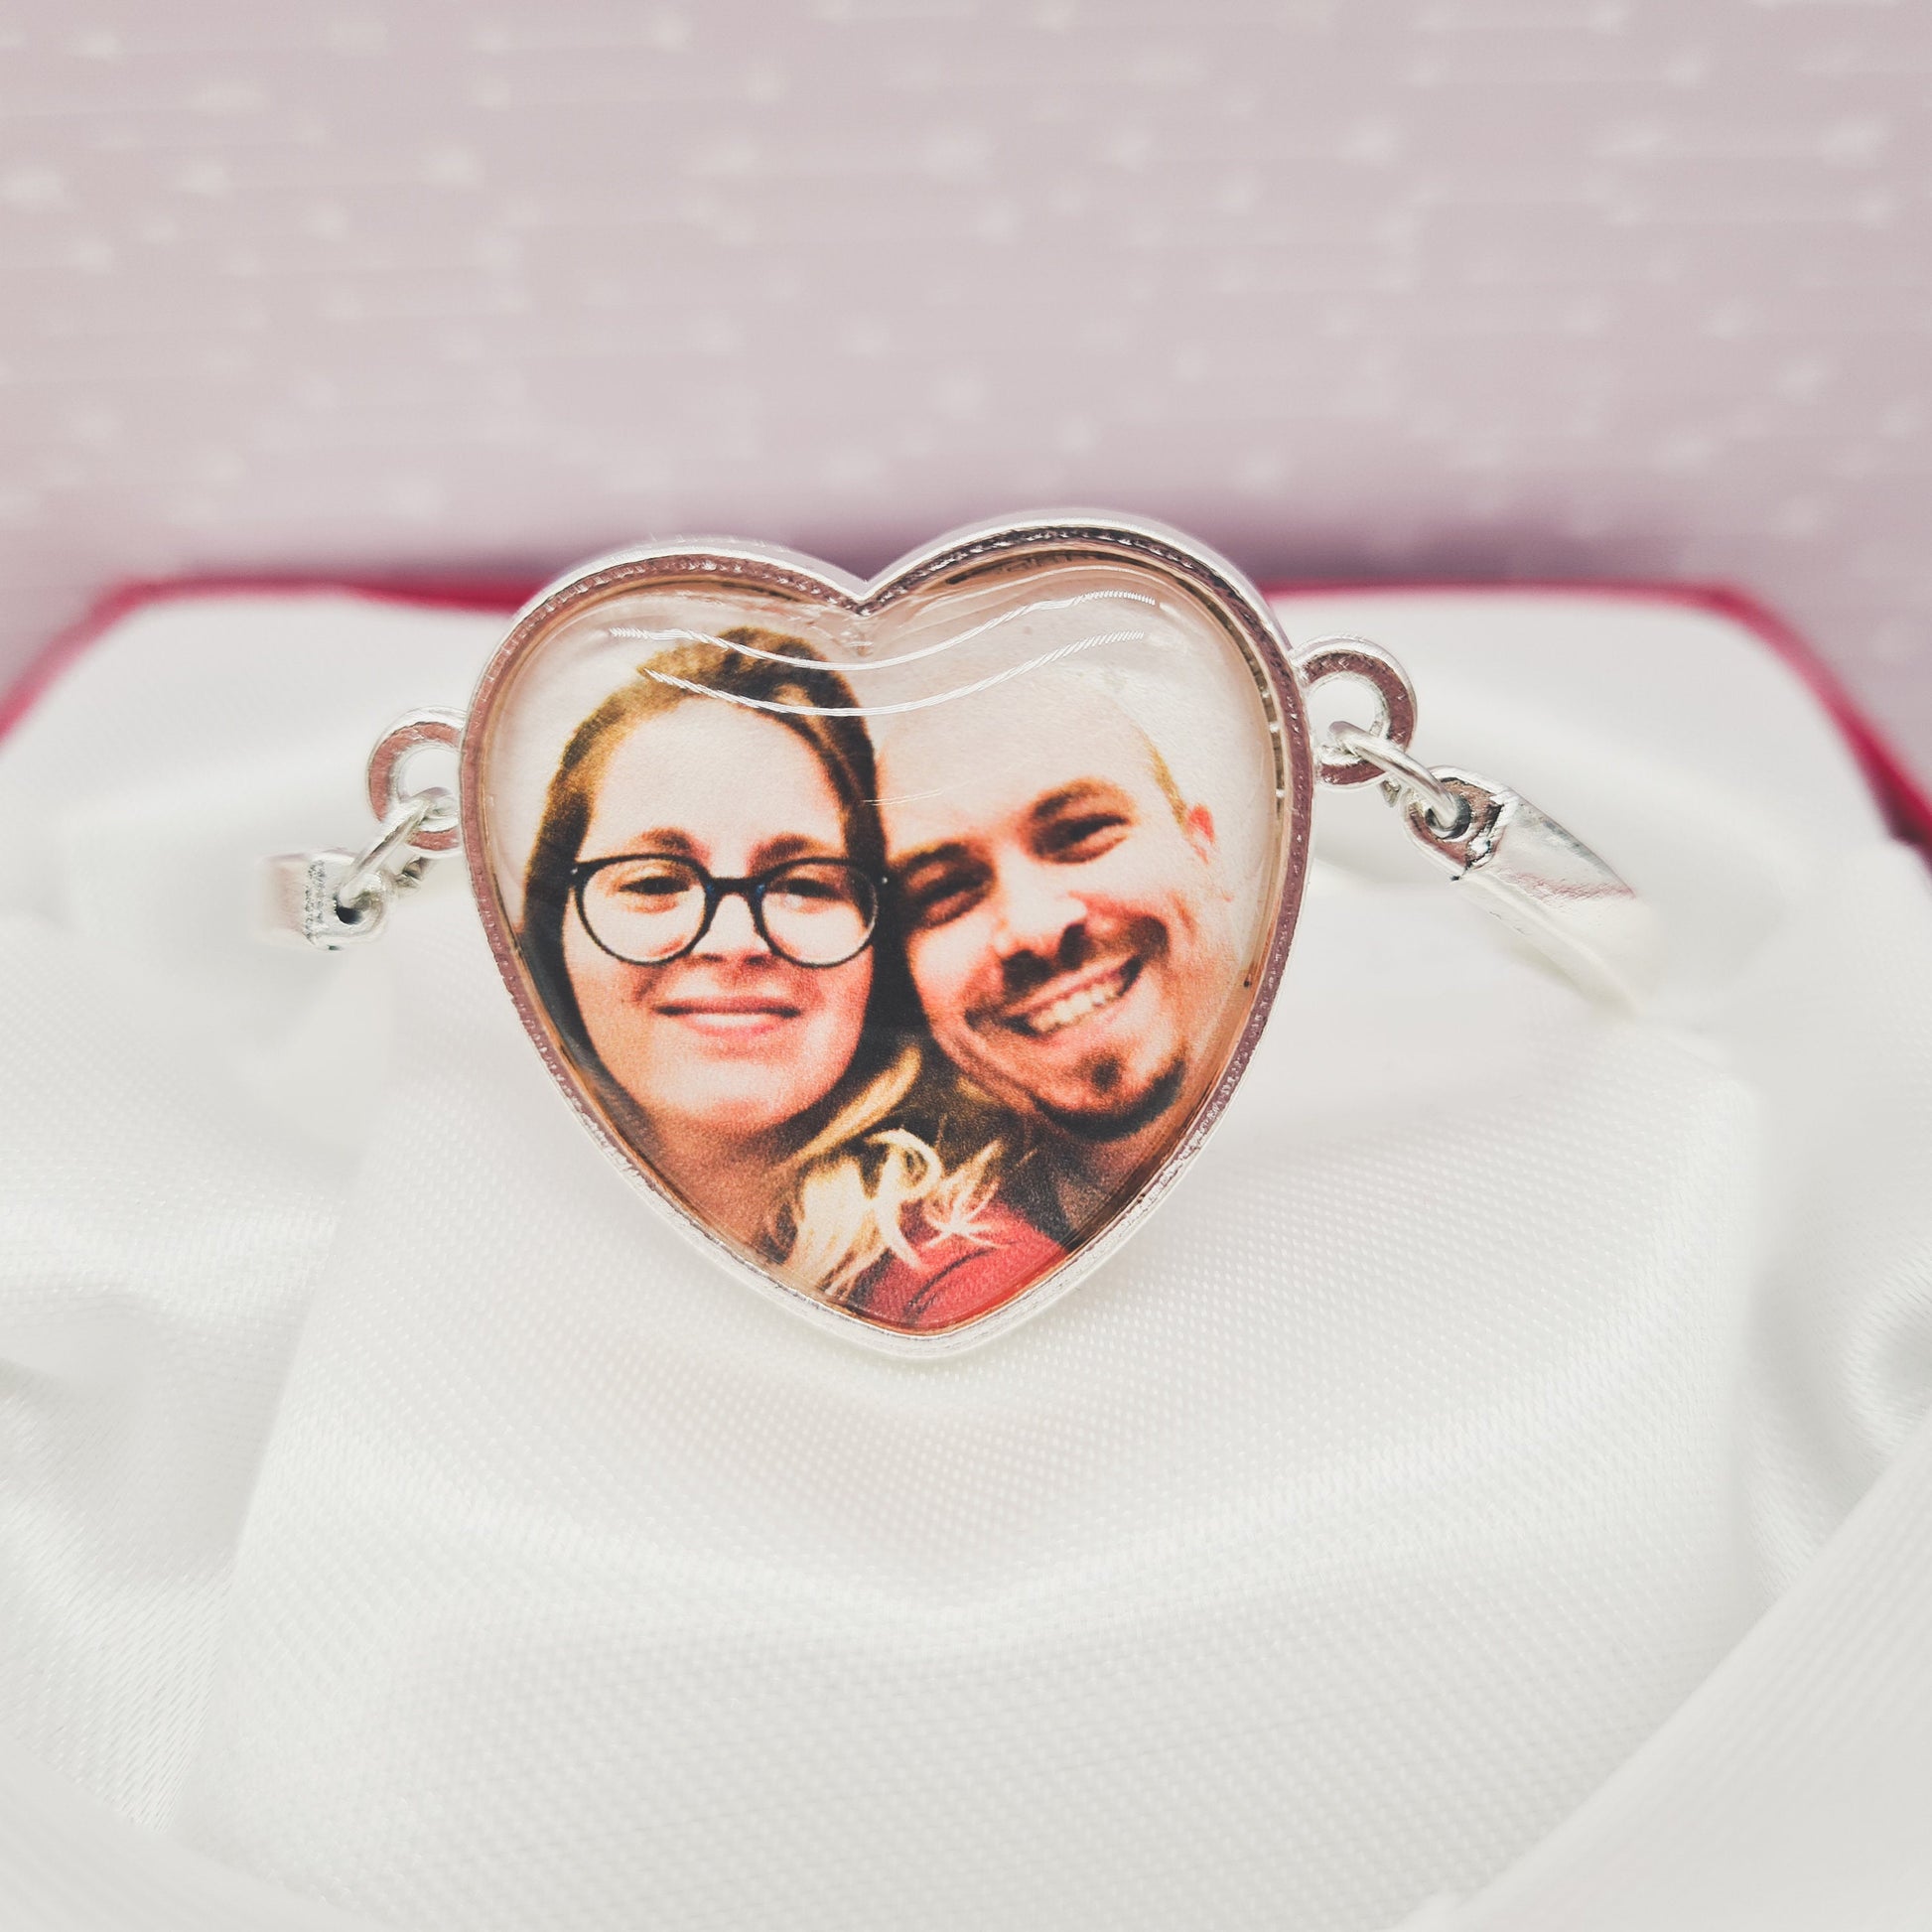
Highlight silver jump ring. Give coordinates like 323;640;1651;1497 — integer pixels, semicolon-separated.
367;709;464;854
336;793;438;911
1325;725;1470;838
1292;637;1420;788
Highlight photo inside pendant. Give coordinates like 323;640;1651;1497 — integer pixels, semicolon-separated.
480;554;1287;1334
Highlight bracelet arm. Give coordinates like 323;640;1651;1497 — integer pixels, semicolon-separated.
1296;639;1661;1010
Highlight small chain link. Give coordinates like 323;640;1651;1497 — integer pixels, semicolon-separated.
1323;724;1470;838
332;787;456;918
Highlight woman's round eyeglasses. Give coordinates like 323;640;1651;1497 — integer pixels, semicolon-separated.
571;854;881;969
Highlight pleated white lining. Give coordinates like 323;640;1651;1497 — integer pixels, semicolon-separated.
0;585;1926;1932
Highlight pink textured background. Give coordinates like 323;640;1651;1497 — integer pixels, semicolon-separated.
2;1;1929;779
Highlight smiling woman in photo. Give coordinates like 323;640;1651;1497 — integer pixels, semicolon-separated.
516;630;1064;1327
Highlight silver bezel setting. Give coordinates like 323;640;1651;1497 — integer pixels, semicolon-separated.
458;511;1314;1356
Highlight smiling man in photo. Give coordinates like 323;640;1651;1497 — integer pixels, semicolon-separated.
880;677;1243;1238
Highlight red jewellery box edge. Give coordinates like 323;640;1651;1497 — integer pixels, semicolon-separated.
2;568;1927;859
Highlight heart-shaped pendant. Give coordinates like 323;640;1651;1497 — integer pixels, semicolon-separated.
266;512;1656;1349
457;515;1311;1352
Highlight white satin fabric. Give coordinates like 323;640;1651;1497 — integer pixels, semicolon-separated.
0;587;1927;1932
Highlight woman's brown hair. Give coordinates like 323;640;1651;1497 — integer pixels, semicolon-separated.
519;625;1010;1300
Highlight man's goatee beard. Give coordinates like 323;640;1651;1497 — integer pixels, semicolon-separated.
1036;1057;1187;1145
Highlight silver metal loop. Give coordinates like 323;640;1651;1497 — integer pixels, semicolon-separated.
335;793;439;912
260;849;391;950
1400;770;1508;870
261;713;461;950
367;709;464;854
1292;636;1420;788
1324;724;1470;838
